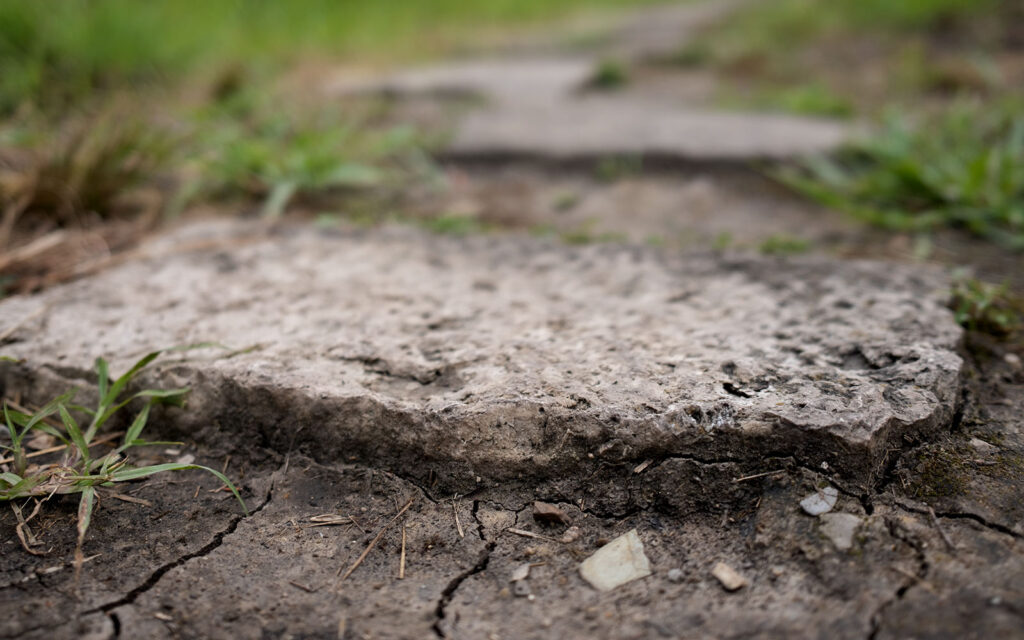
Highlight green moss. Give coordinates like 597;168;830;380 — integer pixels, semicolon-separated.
909;447;970;498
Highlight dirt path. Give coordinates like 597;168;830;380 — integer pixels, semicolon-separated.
2;2;1023;639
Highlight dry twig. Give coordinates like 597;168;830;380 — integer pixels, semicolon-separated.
506;527;559;542
0;431;125;465
928;506;957;551
733;469;786;483
399;524;407;580
338;498;414;581
453;498;464;538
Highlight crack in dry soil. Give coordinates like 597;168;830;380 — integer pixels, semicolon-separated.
432;541;496;638
87;471;279;617
867;515;932;640
894;499;1024;541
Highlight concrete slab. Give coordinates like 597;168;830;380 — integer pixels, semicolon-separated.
0;221;963;499
329;57;594;107
446;102;852;161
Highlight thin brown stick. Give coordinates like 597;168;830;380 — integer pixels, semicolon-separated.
506;527;559;542
338;499;414;581
453;498;464;539
0;305;50;344
733;470;786;483
399;524;407;580
928;506;957;551
104;491;153;507
0;204;56;262
0;430;124;465
288;580;318;593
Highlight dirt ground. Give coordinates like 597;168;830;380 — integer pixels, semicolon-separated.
1;333;1021;639
2;2;1024;638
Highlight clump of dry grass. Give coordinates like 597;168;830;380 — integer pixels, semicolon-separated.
0;110;170;248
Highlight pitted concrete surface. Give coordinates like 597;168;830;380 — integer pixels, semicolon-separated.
0;221;962;500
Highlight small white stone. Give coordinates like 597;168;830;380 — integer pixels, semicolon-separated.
711;562;748;591
819;512;863;551
800;486;839;516
969;437;997;454
1005;353;1021;369
579;529;652;592
510;563;531;582
666;568;684;583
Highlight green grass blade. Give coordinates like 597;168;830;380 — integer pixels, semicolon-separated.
3;403;26;475
59;404;90;461
118;403;151;453
67;404;97;417
103;351;161;407
96;357;110;403
111;463;248;514
125;440;183;447
30;423;70;446
0;472;22;486
24;390;76;433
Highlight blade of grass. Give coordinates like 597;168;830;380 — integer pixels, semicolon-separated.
111;463;248;514
58;404;89;465
96;357;109;403
118;402;151;453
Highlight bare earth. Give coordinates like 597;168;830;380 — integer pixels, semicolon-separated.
2;2;1023;639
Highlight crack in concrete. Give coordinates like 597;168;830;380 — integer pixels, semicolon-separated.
85;470;279;616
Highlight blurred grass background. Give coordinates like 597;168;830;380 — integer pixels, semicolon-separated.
0;0;1021;296
0;0;665;114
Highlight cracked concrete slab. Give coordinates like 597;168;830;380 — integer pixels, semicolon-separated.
0;220;963;504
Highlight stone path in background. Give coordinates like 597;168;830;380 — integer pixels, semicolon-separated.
329;0;851;163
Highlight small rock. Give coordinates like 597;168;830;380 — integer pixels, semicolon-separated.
176;453;196;465
510;563;532;582
666;568;684;583
1005;353;1021;370
711;562;748;591
819;512;863;551
579;529;652;592
800;486;838;516
969;437;997;454
559;525;582;544
533;501;572;526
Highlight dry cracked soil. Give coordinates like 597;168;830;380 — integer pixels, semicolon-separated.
2;1;1024;638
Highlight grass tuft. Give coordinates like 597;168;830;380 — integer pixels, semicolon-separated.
780;101;1024;249
950;273;1022;336
1;350;246;567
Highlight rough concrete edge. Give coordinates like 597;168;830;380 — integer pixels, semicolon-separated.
0;346;964;511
